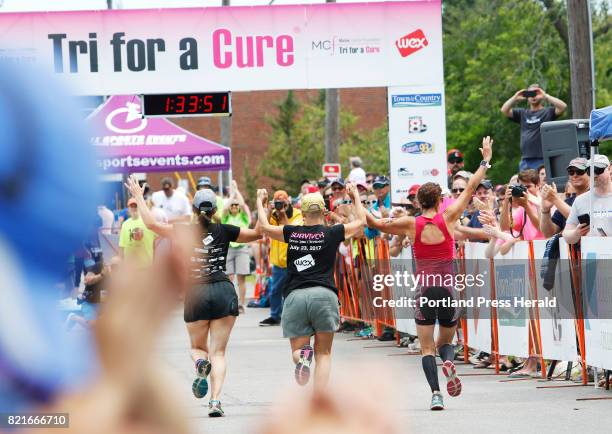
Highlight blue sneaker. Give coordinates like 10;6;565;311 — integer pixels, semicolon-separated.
208;400;224;417
192;359;211;399
430;392;444;410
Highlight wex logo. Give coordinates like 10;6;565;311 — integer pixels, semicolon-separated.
395;29;428;57
408;116;427;133
401;141;434;154
294;254;316;272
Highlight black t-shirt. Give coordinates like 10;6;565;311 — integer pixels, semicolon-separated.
282;224;345;297
191;223;240;284
511;107;557;159
551;195;576;231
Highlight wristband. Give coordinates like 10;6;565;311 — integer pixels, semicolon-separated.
480;160;491;169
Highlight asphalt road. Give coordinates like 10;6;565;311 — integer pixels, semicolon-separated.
155;304;610;434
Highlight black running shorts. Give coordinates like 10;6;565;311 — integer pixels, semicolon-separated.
184;280;239;322
414;286;457;327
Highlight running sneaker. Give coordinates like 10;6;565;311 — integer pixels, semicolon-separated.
441;360;462;397
259;317;281;326
295;344;314;386
208;400;224;417
430;392;444;410
192;359;211;399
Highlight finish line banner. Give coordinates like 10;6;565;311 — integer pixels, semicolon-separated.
0;1;443;95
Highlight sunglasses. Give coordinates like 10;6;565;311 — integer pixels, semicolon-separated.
331;186;344;191
448;158;463;164
452;188;465;193
408;194;416;201
567;168;586;176
591;166;606;176
230;203;240;207
361;200;377;206
372;184;387;190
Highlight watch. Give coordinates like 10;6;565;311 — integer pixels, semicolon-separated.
480;160;491;169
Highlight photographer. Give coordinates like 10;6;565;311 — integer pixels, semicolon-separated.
540;158;589;237
500;84;566;171
563;155;612;244
260;190;304;327
499;169;544;240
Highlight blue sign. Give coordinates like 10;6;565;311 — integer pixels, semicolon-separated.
391;93;442;107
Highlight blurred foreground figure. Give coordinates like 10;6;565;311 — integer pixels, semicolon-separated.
0;63;189;434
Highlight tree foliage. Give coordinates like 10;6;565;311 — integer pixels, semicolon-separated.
259;1;610;188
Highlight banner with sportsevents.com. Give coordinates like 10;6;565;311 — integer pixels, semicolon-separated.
388;85;448;202
0;1;443;95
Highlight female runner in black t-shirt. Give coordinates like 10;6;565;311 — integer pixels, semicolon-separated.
126;176;261;417
256;184;366;392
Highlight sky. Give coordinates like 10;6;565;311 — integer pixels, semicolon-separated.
0;0;405;12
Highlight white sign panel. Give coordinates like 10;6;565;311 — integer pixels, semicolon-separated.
388;85;448;202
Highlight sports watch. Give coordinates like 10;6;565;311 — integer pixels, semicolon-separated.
480;160;491;169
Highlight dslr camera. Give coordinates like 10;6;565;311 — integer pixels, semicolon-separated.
511;184;527;198
273;200;285;211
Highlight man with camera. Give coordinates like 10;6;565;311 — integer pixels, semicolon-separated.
260;190;304;326
501;84;567;171
563;155;612;244
499;169;544;240
540;158;590;237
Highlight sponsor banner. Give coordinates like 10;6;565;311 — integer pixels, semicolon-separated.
582;237;612;370
322;163;341;179
464;242;492;353
0;1;443;94
388;85;447;202
533;239;577;362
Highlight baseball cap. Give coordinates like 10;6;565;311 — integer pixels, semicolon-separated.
567;157;588;170
273;190;289;201
317;177;330;188
447;149;463;163
590;154;610;169
301;193;325;212
408;184;421;196
478;179;493;190
305;185;319;194
127;198;138;207
495;184;506;194
356;181;368;191
193;188;217;211
197;176;212;187
331;178;346;188
453;170;472;181
372;175;389;187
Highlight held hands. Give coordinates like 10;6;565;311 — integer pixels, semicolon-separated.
479;136;493;162
124;174;145;199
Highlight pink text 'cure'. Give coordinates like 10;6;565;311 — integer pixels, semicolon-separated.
212;28;294;69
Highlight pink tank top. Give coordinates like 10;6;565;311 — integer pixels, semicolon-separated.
413;213;455;261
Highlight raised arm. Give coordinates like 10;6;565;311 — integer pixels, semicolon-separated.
256;189;285;242
366;212;415;237
538;88;567;116
125;175;174;239
500;89;525;118
343;183;367;239
444;136;493;223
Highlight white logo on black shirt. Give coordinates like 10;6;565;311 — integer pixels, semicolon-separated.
294;254;315;272
203;235;214;245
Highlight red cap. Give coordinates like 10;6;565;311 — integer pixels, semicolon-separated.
306;185;319;194
408;184;421;196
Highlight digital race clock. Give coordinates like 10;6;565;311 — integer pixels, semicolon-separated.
142;92;231;117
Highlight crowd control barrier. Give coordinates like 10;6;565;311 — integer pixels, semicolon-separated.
335;236;612;381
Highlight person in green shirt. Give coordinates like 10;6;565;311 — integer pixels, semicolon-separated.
119;198;157;266
221;181;252;313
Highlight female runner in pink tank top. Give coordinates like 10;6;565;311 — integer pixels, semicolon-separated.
366;137;493;411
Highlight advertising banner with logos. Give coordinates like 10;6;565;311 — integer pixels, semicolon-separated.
0;1;443;95
388;85;448;202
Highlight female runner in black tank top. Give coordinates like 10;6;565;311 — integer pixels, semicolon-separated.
125;176;262;418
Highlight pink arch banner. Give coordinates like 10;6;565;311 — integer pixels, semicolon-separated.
0;1;442;95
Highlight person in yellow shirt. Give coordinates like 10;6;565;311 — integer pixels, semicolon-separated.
259;190;303;326
118;198;157;266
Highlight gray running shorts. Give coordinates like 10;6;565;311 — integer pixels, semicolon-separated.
281;286;340;338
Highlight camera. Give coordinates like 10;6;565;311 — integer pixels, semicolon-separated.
273;201;285;210
511;184;527;198
522;90;537;98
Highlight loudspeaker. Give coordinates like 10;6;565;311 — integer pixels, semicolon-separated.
541;119;590;189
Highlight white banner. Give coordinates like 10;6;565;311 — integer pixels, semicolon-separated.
532;239;577;362
581;237;612;371
464;242;492;353
391;247;417;336
0;1;443;95
387;85;448;202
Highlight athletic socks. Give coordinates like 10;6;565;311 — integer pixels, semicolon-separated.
422;355;440;393
438;344;455;362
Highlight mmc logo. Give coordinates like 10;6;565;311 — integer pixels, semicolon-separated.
294;254;315;272
401;141;434;154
